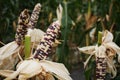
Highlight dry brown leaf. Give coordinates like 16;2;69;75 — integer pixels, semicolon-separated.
85;14;97;30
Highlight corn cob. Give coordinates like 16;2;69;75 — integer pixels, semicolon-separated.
28;3;41;29
33;21;60;60
96;57;107;80
33;4;62;60
15;9;30;45
96;32;107;80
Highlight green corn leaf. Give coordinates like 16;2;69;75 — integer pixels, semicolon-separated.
56;1;72;69
87;1;91;20
63;1;68;44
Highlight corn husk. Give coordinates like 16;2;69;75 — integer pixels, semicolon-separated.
0;59;72;80
78;30;120;78
0;41;21;70
0;29;45;70
0;70;14;77
56;4;63;24
29;28;45;43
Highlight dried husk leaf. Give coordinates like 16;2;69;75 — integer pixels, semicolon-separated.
56;4;63;24
95;45;106;57
4;60;42;80
29;28;45;43
39;60;71;80
89;27;96;41
106;57;117;78
0;70;14;77
4;59;72;80
102;30;113;43
31;72;55;80
44;73;55;80
0;41;21;70
78;46;95;54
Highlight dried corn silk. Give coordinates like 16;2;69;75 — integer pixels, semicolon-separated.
15;9;30;45
96;57;107;80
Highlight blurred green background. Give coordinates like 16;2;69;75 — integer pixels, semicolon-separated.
0;0;120;80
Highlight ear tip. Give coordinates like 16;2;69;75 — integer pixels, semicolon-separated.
36;3;42;7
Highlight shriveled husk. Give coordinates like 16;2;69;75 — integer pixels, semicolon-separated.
0;59;72;80
0;41;21;70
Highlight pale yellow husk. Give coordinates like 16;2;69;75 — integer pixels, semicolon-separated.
0;59;72;80
29;28;45;43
